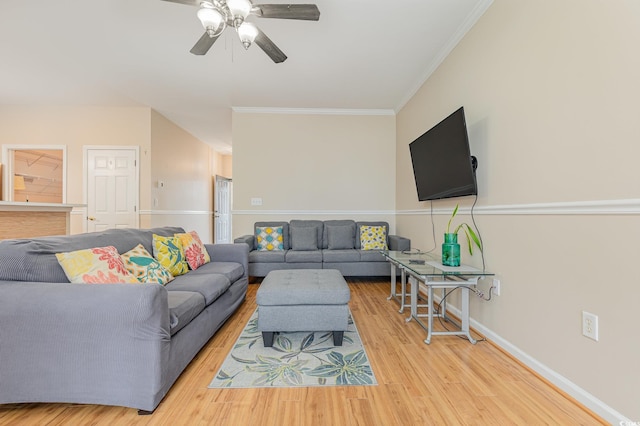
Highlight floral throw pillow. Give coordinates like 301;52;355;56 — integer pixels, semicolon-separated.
152;234;189;276
121;244;174;284
360;225;388;250
175;231;210;270
55;246;140;284
256;226;284;251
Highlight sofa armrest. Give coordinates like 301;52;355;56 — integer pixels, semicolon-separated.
0;281;170;411
234;234;254;249
389;235;411;251
205;243;250;279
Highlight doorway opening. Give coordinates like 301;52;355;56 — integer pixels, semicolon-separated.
2;146;66;203
214;175;232;244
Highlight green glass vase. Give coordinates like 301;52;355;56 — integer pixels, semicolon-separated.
442;233;461;267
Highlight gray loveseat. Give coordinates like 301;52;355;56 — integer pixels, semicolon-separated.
234;220;410;277
0;226;249;413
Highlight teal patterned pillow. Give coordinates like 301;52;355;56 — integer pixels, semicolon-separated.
256;226;284;251
121;244;174;284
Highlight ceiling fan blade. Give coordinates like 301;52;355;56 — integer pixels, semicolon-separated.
160;0;201;6
252;4;320;21
190;32;220;55
254;28;287;63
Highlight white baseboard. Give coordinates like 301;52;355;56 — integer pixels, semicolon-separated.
435;298;630;424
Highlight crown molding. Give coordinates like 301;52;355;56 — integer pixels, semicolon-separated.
232;107;395;116
395;0;495;112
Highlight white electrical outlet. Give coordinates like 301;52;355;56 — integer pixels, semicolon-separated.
492;278;501;296
582;311;599;341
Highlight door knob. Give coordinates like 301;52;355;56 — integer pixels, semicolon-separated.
87;216;96;221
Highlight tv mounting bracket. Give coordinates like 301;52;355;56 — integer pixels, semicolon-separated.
471;155;478;171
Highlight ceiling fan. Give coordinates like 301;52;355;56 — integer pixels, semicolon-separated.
161;0;320;63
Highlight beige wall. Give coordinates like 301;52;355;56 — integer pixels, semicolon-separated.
0;106;152;233
147;110;214;241
396;0;639;421
0;107;216;241
213;153;232;179
232;112;396;238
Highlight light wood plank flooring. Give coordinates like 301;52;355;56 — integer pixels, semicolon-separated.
0;278;605;425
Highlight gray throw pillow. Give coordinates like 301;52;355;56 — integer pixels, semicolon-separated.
290;226;318;251
327;225;355;250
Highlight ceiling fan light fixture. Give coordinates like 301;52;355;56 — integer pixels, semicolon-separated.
237;22;258;49
197;6;225;37
226;0;251;26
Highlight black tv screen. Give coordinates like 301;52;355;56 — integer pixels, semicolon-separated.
409;107;477;201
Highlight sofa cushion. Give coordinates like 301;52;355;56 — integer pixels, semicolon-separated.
152;234;190;276
359;249;386;262
285;250;323;263
168;291;206;336
188;261;244;283
121;244;174;284
322;249;360;263
165;272;231;306
356;222;390;250
175;231;210;270
0;226;184;283
290;226;318;251
321;220;356;249
250;250;286;263
256;226;284;251
326;224;355;250
289;220;323;248
55;246;140;284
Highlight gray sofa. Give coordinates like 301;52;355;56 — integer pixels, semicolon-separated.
234;220;410;277
0;226;249;413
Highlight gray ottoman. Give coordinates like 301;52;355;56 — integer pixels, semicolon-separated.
256;269;351;347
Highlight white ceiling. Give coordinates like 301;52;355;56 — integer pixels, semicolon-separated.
0;0;492;154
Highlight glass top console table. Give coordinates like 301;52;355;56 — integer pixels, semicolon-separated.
380;250;494;344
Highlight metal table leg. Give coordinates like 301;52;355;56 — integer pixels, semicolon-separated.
406;275;418;323
398;269;407;313
387;262;397;300
425;284;434;344
461;286;477;344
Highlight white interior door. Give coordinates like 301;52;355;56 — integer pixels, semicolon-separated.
85;148;139;232
214;176;232;244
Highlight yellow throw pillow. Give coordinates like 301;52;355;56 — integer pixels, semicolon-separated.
360;225;388;250
55;246;140;284
121;244;174;284
152;234;189;276
175;231;210;270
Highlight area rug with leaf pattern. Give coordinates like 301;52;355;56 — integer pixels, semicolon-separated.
208;308;377;388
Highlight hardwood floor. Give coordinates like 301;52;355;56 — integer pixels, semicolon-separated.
0;278;605;425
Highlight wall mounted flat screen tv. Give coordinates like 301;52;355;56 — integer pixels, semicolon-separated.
409;106;477;201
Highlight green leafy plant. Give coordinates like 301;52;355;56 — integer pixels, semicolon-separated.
446;204;482;255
